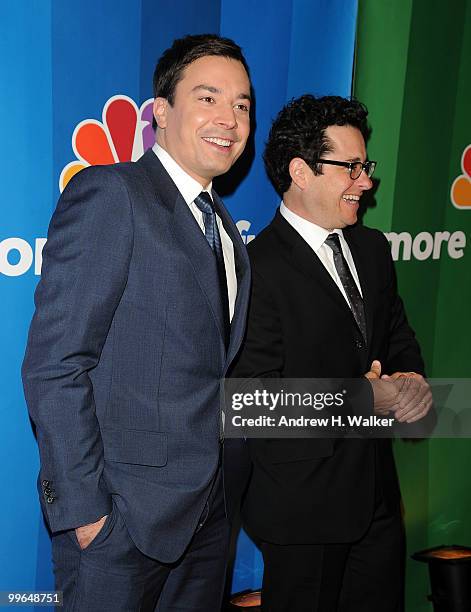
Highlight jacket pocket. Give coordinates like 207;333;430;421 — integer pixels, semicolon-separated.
103;428;168;467
68;501;116;552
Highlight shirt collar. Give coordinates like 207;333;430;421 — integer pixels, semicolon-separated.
152;142;213;205
279;202;344;252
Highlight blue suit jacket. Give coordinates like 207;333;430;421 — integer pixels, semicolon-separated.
22;149;251;563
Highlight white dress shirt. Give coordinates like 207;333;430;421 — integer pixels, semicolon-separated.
153;143;237;321
280;202;363;305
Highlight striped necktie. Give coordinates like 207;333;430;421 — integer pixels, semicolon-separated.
194;192;230;348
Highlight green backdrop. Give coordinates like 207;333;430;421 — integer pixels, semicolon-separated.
355;1;471;609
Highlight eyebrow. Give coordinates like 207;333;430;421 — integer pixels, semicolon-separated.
191;84;251;101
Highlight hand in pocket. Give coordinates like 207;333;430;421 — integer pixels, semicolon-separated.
75;515;108;550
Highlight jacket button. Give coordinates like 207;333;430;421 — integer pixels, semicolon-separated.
44;489;52;496
46;497;55;504
355;340;364;349
42;480;50;487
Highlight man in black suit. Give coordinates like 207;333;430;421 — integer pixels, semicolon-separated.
22;35;252;611
232;95;432;611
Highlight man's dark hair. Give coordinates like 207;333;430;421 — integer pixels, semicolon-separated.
264;95;370;196
152;33;250;129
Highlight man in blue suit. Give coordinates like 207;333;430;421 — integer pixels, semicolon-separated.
22;34;252;611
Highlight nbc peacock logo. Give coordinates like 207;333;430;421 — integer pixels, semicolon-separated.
450;144;471;210
59;95;155;192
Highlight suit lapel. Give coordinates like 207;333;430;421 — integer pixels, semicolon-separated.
137;150;251;360
138;150;227;347
272;211;353;314
212;191;251;365
272;211;371;344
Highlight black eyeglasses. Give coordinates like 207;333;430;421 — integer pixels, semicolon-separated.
316;159;377;180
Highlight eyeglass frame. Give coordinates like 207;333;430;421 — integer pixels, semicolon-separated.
315;158;377;180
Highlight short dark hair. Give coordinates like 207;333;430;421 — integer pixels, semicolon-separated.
152;34;250;129
264;95;370;196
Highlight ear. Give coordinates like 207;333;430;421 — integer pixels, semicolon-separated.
153;97;168;129
288;158;309;190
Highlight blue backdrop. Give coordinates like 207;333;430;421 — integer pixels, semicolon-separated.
0;0;357;599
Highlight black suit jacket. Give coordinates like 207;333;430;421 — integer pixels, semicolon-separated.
232;210;425;545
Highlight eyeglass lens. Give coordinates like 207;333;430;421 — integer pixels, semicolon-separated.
351;162;375;179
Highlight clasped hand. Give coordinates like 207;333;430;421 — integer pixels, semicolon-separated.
365;360;432;423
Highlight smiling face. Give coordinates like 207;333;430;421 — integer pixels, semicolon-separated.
288;125;373;230
153;55;251;187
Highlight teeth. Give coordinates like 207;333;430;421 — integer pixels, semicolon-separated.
203;137;232;147
342;195;360;202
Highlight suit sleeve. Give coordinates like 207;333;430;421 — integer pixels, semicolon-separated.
382;236;425;376
22;165;133;532
380;234;436;435
231;268;283;379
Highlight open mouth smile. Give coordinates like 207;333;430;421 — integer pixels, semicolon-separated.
202;136;235;150
342;194;360;203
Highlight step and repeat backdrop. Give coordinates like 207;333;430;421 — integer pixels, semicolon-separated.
1;1;469;609
356;2;471;608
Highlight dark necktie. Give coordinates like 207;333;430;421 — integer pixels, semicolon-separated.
325;233;367;342
194;192;230;348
